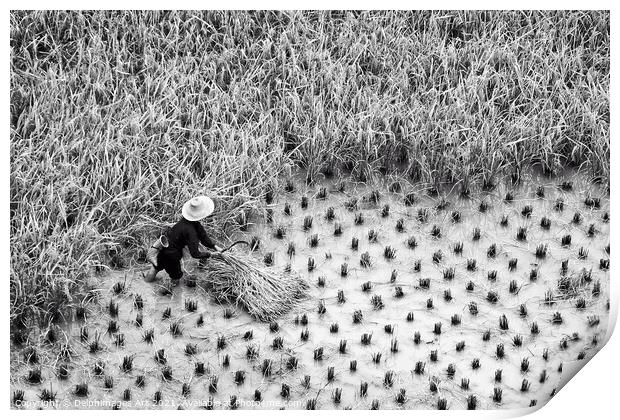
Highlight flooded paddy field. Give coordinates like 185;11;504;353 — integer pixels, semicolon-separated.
10;172;610;410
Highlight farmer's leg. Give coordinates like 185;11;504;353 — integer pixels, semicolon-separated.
143;265;160;282
165;259;184;286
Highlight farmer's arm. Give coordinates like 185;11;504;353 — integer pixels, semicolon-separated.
196;223;221;251
186;228;212;259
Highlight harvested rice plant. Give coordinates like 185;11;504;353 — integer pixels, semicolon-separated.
10;10;610;411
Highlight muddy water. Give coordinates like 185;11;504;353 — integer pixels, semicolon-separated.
11;173;610;410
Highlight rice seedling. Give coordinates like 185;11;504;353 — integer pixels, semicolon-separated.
344;197;358;211
135;375;146;388
466;259;477;271
407;312;415;322
233;370;246;385
350;360;357;372
521;205;533;218
466;395;477;410
578;246;589;259
521;357;530;373
427;298;434;309
371;294;384;309
418;208;430;223
300;329;309;341
108;299;119;317
354;212;364;225
396;389;407;405
39;388;56;402
466;281;475;292
433;250;443;263
361;332;373;345
93;360;105;376
415;259;422;272
453;242;463;254
359;381;369;398
500;215;509;227
509;280;519;294
89;333;103;353
585;195;601;209
499;314;509;330
472;227;481;241
360;251;372;268
162;307;171;319
272;336;284;350
372;352;382;363
154;348;167;364
217;335;227;350
433;322;442;335
495;369;503;383
407;236;418;249
274;225;286;240
384;245;397;259
493;387;503;403
280;383;290;399
520;379;531;392
307;256;315;271
301;196;308;209
430;225;441;238
429;376;439;392
23;346;38;364
469;302;479;315
588;315;601;327
169;320;184;336
332;388;342;404
301;375;312;388
303;215;313;231
56;362;69;380
381;204;390;218
367;229;378;242
404;192;416;206
265;209;274;224
600;258;610;270
535;244;548;259
208;376;219;393
451;314;461;326
337;289;346;303
513;335;523;347
285;355;298;370
113;333;125;347
74;383;89;397
572;212;582;224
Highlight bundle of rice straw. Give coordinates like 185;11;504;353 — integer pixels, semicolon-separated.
201;252;309;321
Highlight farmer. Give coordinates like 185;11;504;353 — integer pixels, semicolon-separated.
144;196;222;283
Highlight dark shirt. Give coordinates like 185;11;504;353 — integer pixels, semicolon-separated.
163;217;216;259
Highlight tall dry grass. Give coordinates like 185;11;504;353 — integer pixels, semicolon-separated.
10;10;609;326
